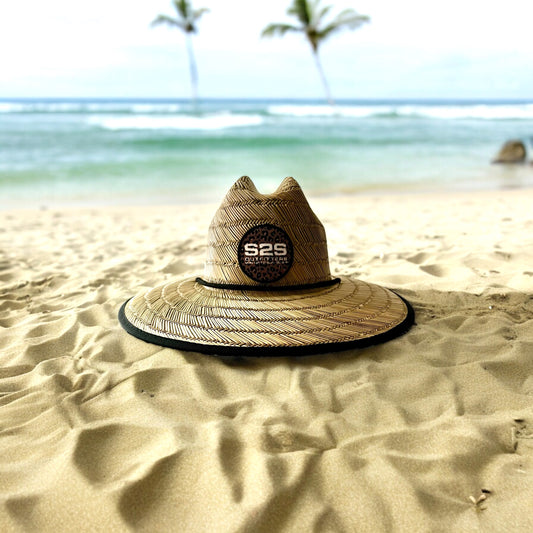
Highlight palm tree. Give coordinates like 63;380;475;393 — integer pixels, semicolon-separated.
262;0;369;105
152;0;209;105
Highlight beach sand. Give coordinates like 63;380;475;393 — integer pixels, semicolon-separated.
1;189;533;532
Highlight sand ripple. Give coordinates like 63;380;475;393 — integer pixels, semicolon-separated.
1;193;533;531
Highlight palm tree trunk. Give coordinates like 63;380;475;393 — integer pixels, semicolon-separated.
185;33;199;107
312;50;334;106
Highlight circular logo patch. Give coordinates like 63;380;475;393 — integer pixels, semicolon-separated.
238;224;294;283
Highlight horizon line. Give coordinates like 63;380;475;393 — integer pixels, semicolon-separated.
1;96;533;103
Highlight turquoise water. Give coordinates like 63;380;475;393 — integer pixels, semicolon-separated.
1;98;533;208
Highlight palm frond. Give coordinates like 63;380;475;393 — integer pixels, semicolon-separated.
335;9;371;24
287;0;312;26
174;0;190;20
261;23;301;38
315;4;333;24
317;10;370;40
154;1;209;33
151;14;183;29
192;7;210;21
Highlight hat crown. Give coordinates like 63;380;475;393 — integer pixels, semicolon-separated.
204;176;332;287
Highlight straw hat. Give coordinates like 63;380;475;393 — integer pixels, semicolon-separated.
119;176;414;356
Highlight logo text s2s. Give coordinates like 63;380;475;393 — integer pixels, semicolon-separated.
243;243;287;257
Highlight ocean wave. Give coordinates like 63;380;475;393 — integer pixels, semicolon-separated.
267;103;533;120
3;100;533;121
88;113;264;131
0;102;182;114
268;105;376;118
399;104;533;120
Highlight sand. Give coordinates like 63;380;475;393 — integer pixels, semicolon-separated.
1;189;533;532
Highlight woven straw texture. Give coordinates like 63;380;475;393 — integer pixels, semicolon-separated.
120;176;412;351
123;276;408;348
204;176;331;286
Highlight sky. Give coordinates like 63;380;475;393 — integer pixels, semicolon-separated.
0;0;532;100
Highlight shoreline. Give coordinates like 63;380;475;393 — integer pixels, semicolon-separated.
3;179;533;213
3;96;533;214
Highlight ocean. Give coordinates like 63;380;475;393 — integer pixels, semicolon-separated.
1;98;533;209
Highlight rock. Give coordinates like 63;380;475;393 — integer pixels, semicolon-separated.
492;139;527;163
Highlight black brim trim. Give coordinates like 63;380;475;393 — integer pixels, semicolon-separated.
118;293;415;357
195;277;341;291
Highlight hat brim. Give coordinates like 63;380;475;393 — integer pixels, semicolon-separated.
118;277;414;357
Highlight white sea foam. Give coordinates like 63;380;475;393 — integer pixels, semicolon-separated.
268;103;533;120
268;104;378;118
0;101;182;114
128;104;182;114
88;113;264;131
401;104;533;120
0;102;95;113
81;103;182;113
0;103;23;113
2;100;533;120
